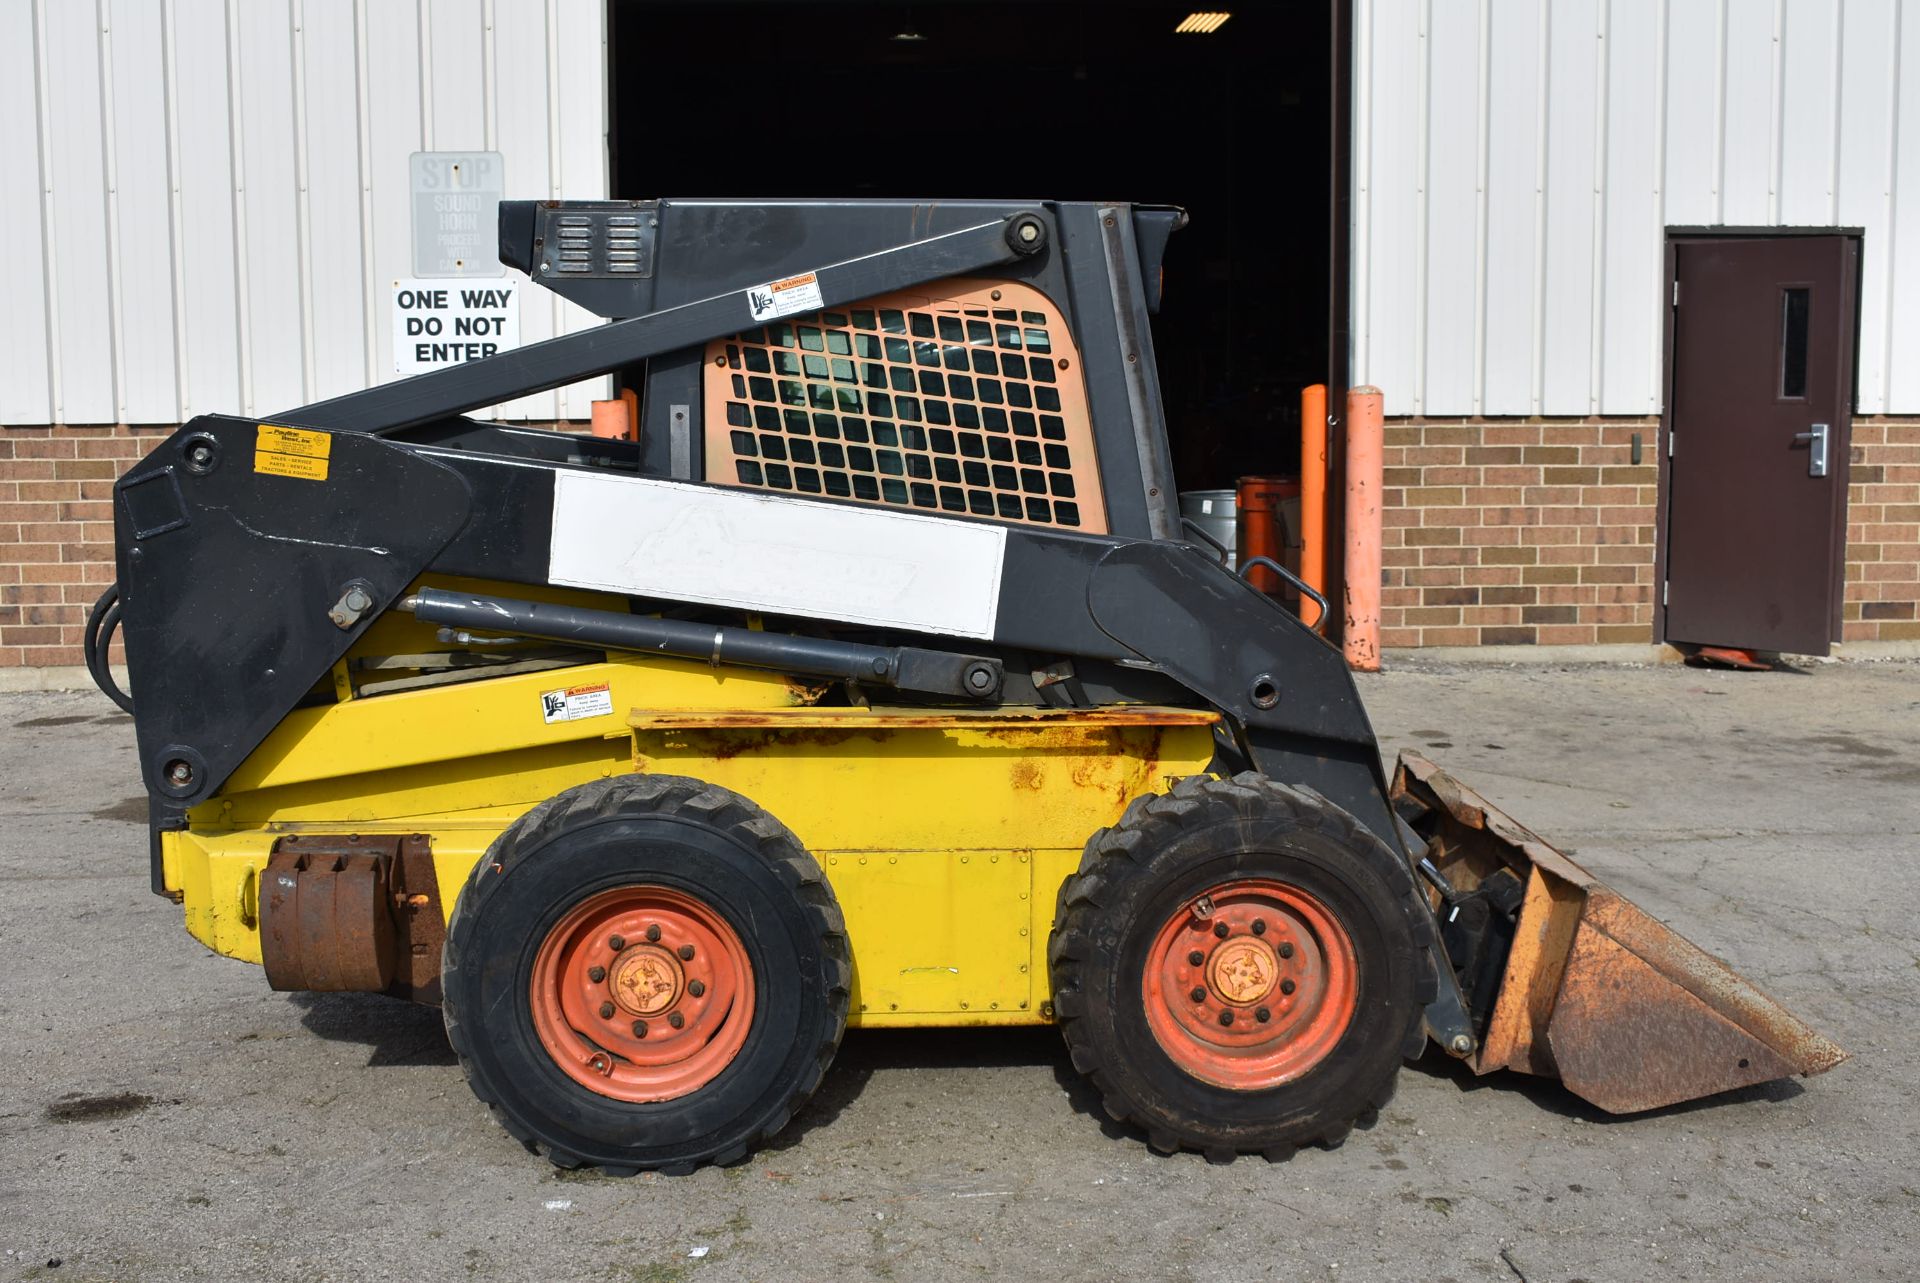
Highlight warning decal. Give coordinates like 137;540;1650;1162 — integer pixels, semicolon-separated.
746;271;824;322
254;424;332;481
540;682;614;724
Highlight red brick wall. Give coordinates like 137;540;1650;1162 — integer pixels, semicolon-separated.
1378;417;1920;649
1;425;173;668
1845;422;1920;644
1380;419;1659;648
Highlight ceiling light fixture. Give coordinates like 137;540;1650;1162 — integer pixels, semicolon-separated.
1175;12;1232;34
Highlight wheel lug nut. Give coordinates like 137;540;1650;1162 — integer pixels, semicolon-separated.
599;1001;616;1018
1187;950;1205;966
1252;919;1267;936
1278;941;1295;959
646;924;661;943
608;934;626;952
668;1012;685;1029
678;944;696;961
632;1020;648;1038
1213;922;1229;939
587;965;606;982
688;979;706;998
1189;986;1206;1003
1280;979;1296;995
1218;1010;1234;1027
1256;1007;1271;1022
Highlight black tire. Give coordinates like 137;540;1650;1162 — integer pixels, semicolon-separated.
1047;772;1435;1162
441;774;850;1175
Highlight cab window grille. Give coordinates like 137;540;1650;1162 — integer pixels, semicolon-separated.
703;279;1106;532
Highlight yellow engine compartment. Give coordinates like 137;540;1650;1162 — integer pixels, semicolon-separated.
161;581;1217;1027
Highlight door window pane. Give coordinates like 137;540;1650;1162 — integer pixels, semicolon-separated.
1780;287;1810;399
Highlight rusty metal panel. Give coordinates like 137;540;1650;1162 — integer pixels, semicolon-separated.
1392;751;1847;1113
259;833;444;1003
1547;925;1807;1113
630;713;1217;871
260;836;398;993
1476;865;1584;1079
389;834;445;1004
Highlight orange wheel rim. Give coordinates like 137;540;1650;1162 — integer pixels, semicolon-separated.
1142;878;1358;1090
530;886;755;1103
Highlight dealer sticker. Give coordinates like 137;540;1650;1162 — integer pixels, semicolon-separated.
540;682;614;724
254;423;332;481
746;271;824;322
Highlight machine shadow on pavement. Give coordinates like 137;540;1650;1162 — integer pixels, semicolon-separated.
287;990;1079;1153
289;992;460;1070
769;1026;1073;1153
289;984;1809;1147
1400;1044;1806;1124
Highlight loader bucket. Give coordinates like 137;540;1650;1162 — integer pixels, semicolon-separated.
1390;752;1847;1113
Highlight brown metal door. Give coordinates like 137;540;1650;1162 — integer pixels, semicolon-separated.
1663;235;1856;655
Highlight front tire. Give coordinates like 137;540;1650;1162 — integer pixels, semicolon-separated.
442;774;850;1174
1048;773;1434;1161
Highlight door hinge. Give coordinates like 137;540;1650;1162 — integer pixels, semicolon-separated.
1672;279;1680;307
1662;580;1670;606
1667;431;1675;458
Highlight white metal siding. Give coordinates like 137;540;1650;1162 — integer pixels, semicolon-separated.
0;2;53;424
1355;0;1920;417
5;0;608;426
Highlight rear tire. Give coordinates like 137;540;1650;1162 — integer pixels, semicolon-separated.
1048;773;1434;1160
442;774;850;1174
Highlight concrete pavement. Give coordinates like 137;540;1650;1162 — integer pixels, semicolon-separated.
1;658;1914;1282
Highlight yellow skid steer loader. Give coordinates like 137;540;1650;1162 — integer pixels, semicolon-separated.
91;198;1844;1173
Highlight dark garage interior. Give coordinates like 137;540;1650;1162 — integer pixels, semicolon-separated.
608;0;1336;491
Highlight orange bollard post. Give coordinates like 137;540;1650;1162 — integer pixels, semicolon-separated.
1343;386;1384;672
1299;384;1329;617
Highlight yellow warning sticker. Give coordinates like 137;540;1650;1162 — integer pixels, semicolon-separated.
255;423;332;480
540;682;614;724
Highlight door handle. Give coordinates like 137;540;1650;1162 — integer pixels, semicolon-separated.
1792;423;1829;477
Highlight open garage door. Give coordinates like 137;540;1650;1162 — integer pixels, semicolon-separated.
607;0;1338;491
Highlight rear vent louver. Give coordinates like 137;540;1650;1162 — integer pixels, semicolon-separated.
534;202;656;277
703;279;1106;532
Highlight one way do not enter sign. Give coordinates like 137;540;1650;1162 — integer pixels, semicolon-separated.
392;280;521;375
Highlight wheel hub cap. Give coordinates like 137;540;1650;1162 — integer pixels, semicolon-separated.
612;946;684;1016
1142;878;1359;1090
1207;936;1279;1005
530;886;755;1103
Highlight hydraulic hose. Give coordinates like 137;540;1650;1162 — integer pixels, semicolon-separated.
85;583;135;714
